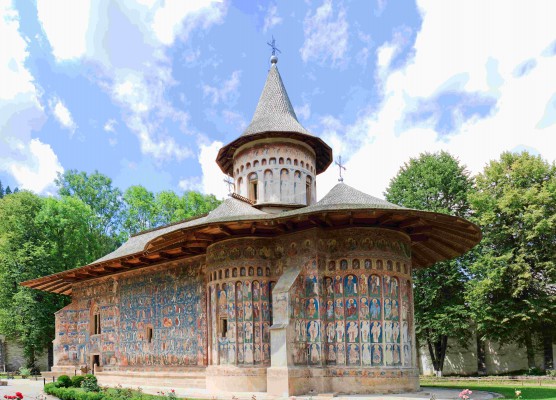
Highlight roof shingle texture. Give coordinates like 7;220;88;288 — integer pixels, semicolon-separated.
242;65;312;137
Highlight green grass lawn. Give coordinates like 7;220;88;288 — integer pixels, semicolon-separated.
421;380;556;400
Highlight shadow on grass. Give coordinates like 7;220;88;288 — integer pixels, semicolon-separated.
421;383;556;400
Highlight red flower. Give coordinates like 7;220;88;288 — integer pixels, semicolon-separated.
15;393;23;399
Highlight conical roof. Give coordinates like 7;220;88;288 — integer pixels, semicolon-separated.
216;62;332;175
242;65;311;137
204;196;266;222
311;183;405;210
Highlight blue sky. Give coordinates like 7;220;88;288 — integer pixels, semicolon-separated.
1;0;555;199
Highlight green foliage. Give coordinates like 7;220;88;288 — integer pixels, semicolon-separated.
385;151;475;374
421;381;556;400
57;375;73;388
467;152;556;363
122;186;157;235
71;375;87;388
45;383;104;400
81;374;100;392
0;192;106;366
18;367;31;378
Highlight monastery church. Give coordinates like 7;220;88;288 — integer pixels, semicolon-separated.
23;54;481;396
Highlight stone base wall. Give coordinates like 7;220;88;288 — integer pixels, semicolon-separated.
267;366;419;396
0;336;49;372
206;365;267;392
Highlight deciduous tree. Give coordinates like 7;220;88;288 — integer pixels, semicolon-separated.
468;151;556;369
385;151;475;376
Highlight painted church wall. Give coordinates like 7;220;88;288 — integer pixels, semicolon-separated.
53;258;207;370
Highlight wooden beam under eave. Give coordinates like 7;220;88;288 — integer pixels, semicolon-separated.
218;225;233;236
308;215;327;227
33;279;64;290
377;212;395;225
398;217;424;229
42;280;71;293
428;234;469;254
409;225;433;235
409;233;429;242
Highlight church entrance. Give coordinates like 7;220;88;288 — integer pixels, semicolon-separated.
91;354;100;374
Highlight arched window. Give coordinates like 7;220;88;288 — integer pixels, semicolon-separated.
301;161;305;168
294;159;298;166
236;177;243;196
246;162;251;170
269;157;276;165
262;158;267;166
248;173;259;203
90;304;101;335
280;169;289;202
294;171;301;203
286;158;291;165
306;176;312;205
264;170;273;202
279;157;284;165
240;165;244;172
253;160;259;168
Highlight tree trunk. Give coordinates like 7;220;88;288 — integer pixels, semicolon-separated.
427;334;448;377
543;330;554;370
524;332;536;369
476;336;487;375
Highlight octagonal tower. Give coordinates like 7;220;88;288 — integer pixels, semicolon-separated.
217;57;332;213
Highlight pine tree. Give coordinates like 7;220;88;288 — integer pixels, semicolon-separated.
0;180;4;198
4;186;11;195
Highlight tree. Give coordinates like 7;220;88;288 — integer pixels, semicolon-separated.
56;170;123;251
182;191;221;218
468;151;556;369
0;192;106;368
0;180;4;198
384;151;475;376
5;186;11;195
122;185;157;236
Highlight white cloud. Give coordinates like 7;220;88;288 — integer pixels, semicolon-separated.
104;119;117;133
36;0;227;163
151;0;226;46
50;97;77;135
178;176;203;192
263;5;282;33
300;0;349;67
203;70;242;105
317;0;556;201
295;103;311;121
0;0;63;194
198;141;228;200
36;0;91;61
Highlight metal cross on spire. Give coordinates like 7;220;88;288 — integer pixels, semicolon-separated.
267;36;281;56
223;175;235;195
335;156;346;182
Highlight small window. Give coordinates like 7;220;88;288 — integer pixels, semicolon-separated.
93;313;101;335
220;318;228;338
147;327;153;343
279;157;284;165
249;173;258;202
306;176;312;205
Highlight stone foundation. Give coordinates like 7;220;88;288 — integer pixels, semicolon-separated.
267;366;420;396
206;365;267;392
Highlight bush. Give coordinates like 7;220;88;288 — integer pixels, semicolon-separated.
81;375;100;393
57;375;73;388
18;367;31;378
527;367;544;376
44;383;104;400
547;369;556;377
71;376;86;388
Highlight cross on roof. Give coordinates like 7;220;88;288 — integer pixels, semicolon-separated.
267;36;281;56
335;156;346;182
223;175;235;194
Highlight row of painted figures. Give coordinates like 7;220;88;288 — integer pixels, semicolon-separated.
293;342;412;366
295;319;410;344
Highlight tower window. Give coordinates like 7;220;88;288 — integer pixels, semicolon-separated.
249;173;258;202
147;327;153;343
306;176;312;205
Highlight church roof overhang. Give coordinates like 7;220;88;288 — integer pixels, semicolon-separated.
20;199;481;296
216;131;333;176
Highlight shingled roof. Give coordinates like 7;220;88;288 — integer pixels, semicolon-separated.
216;63;332;175
242;65;311;137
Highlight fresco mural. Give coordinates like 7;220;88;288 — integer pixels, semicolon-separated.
54;261;207;368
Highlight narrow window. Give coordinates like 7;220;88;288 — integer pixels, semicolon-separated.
306;176;312;205
147;327;153;343
220;318;228;338
91;305;101;335
249;173;258;202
